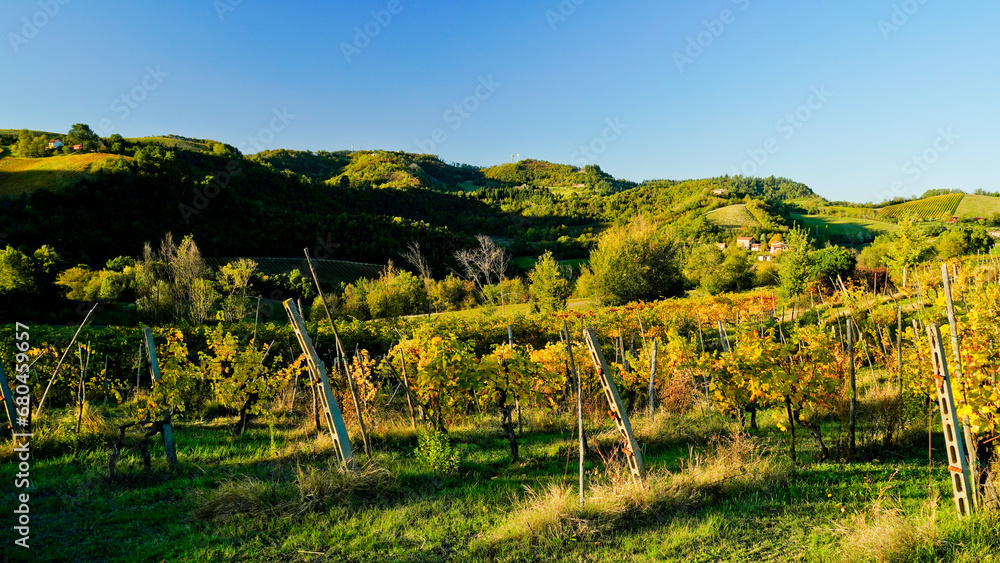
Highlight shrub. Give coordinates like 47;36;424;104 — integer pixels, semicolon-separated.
415;429;460;473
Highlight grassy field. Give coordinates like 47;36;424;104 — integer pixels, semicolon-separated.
785;195;828;209
0;128;60;138
789;213;897;242
954;194;1000;219
3;397;996;563
705;205;761;229
0;153;124;197
127;136;213;152
548;185;588;197
818;206;880;220
877;194;964;221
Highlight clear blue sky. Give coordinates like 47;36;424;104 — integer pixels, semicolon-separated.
3;0;997;203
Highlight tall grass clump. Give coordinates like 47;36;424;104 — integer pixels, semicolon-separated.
193;461;400;522
838;502;940;562
632;410;731;449
193;477;288;522
294;461;399;513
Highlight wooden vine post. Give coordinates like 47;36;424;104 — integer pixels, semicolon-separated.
508;326;522;434
848;318;856;456
303;248;371;459
284;299;356;470
941;263;979;507
582;327;645;484
562;320;585;508
142;328;178;466
896;306;903;394
926;323;974;517
396;347;417;427
647;340;657;417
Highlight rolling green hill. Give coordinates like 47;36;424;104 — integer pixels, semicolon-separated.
0;153;129;196
789;213;896;245
6;124;968;279
126;135;216;152
954;194;1000;219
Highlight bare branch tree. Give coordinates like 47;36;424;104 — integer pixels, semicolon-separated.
400;241;432;281
454;235;511;312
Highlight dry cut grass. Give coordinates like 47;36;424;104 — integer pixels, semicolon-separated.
837;496;941;562
485;431;789;546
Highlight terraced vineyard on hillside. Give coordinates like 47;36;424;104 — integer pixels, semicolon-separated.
705;204;761;229
876;193;963;220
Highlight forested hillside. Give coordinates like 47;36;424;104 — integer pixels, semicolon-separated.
13;124;991;326
0;130;822;273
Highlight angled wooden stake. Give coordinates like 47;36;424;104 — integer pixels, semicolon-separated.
941;263;979;509
926;323;974;517
583;327;645;484
284;299;356;470
0;364;17;437
36;301;98;416
304;248;371;460
143;328;177;466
